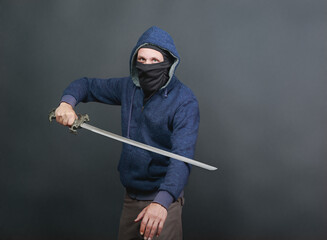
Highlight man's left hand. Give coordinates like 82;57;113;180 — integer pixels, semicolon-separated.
134;202;167;240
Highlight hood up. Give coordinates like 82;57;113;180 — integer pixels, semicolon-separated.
130;26;180;88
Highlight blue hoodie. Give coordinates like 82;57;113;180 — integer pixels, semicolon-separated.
61;26;200;209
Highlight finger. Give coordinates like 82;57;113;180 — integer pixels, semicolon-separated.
63;112;75;126
144;219;154;239
157;220;164;237
149;220;159;240
67;116;76;126
56;109;63;117
134;209;146;222
140;216;149;236
62;117;68;126
56;115;62;124
55;108;60;117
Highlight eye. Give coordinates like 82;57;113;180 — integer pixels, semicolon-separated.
152;58;159;63
137;57;145;62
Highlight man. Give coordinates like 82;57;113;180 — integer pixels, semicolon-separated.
55;26;199;240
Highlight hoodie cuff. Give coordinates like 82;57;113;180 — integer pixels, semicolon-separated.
60;95;77;108
152;191;174;210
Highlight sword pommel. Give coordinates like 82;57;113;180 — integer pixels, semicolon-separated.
48;109;56;122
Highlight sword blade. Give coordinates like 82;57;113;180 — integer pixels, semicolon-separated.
81;123;217;171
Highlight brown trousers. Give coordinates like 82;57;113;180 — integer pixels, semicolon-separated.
118;193;184;240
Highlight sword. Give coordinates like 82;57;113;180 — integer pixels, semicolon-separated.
49;109;217;171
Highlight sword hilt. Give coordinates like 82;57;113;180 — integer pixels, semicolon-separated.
48;108;90;134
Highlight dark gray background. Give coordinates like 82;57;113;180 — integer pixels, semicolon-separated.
1;0;326;239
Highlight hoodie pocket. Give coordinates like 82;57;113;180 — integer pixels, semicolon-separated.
147;157;169;180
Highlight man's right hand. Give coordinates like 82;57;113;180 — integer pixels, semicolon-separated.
55;102;78;126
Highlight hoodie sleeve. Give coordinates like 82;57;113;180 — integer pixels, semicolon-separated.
61;77;124;106
157;96;200;204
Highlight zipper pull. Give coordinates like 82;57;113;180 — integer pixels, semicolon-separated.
164;88;168;98
141;106;144;112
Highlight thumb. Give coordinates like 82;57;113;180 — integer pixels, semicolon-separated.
134;208;146;222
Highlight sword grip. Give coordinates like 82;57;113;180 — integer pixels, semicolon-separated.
48;108;90;134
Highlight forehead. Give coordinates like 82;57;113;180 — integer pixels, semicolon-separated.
137;48;163;58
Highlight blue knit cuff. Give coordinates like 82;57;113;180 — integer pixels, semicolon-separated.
153;191;174;210
61;95;77;108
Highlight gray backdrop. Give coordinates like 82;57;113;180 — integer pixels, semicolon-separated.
1;0;326;239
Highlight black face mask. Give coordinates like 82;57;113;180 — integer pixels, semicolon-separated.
136;60;171;104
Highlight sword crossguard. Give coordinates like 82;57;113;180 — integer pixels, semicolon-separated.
48;108;90;134
69;114;90;134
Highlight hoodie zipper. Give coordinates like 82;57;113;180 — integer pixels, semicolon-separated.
127;87;137;139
